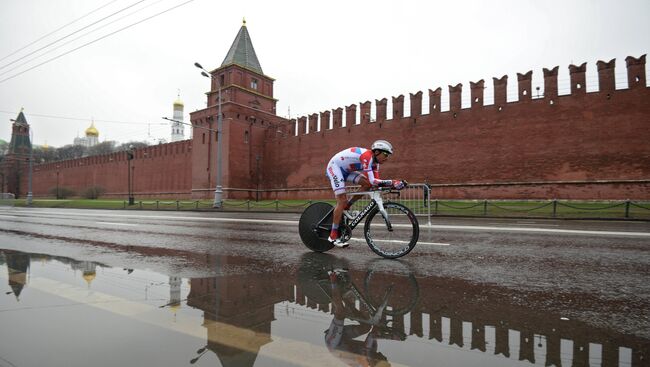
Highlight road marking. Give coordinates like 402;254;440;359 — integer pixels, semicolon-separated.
0;214;17;219
349;238;450;246
96;221;137;226
3;208;650;238
422;224;650;237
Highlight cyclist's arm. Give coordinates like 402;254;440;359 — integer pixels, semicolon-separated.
364;159;391;187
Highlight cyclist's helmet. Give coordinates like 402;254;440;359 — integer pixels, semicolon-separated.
371;140;393;155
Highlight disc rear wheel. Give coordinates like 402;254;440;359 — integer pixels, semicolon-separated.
299;202;335;252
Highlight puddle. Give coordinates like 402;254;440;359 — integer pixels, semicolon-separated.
0;247;647;367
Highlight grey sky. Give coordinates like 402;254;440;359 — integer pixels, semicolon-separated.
0;0;648;147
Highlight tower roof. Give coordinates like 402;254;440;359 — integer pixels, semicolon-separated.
13;108;28;127
220;19;263;74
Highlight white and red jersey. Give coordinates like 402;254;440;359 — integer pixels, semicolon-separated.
328;147;382;185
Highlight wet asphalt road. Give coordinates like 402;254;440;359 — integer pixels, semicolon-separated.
0;207;649;367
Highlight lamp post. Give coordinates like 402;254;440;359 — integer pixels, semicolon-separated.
26;129;33;205
194;62;223;208
56;166;60;200
126;145;134;205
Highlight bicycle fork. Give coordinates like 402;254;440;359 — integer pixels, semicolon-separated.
373;194;393;232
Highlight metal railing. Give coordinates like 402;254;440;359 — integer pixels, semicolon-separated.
0;193;15;207
6;189;650;220
430;199;650;219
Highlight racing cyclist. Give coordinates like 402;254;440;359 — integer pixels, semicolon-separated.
325;140;405;247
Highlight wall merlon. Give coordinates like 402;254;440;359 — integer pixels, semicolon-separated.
493;75;508;108
449;83;462;112
625;54;646;89
360;101;372;124
517;71;532;101
333;107;343;128
597;58;616;93
410;91;423;117
392;95;404;120
298;116;307;135
345;104;357;126
308;113;318;133
543;66;559;99
569;62;587;95
470;80;484;108
429;88;441;114
290;118;297;136
376;98;387;122
320;111;331;130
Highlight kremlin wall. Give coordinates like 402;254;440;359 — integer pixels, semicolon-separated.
3;22;649;201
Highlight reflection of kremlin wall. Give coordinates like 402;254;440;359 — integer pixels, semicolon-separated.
2;249;647;366
4;20;649;200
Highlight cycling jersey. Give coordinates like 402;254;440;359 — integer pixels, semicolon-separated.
326;147;386;194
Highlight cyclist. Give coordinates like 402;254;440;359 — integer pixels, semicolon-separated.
324;269;392;367
325;140;405;247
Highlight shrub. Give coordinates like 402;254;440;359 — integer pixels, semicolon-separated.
48;187;75;199
83;186;106;199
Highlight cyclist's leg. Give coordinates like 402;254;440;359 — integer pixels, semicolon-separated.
330;193;348;246
326;163;350;247
345;173;372;209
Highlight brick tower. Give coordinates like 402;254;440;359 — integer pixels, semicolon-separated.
190;19;286;200
1;109;31;196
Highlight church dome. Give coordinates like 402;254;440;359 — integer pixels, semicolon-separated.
83;271;96;285
85;121;99;137
174;97;184;107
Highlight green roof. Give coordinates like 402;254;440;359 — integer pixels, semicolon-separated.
221;23;263;74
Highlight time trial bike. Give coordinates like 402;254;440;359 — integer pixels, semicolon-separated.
299;186;419;259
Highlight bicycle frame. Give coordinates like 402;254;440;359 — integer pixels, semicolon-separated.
316;274;392;326
315;189;394;233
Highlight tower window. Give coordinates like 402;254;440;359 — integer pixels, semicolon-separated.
251;78;258;90
244;131;249;144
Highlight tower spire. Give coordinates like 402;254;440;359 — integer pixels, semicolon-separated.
221;20;263;74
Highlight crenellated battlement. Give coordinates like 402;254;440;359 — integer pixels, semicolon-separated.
285;54;647;136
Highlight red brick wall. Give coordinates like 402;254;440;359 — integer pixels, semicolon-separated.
16;55;650;201
261;57;650;200
25;140;192;199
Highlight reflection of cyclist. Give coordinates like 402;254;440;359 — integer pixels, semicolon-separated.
325;140;405;247
324;270;391;367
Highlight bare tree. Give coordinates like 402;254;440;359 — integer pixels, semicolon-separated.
87;141;116;156
56;144;87;160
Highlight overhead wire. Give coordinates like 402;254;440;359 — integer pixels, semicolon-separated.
0;0;197;84
0;0;147;72
0;0;168;78
0;0;120;63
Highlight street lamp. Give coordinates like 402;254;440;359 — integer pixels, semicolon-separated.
194;62;223;208
126;145;135;205
56;165;60;200
26;129;33;205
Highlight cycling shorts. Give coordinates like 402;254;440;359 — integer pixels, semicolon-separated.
326;160;362;195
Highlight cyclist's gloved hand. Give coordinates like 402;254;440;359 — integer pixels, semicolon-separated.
378;180;393;187
392;180;406;190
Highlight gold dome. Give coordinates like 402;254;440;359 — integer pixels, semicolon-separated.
174;96;184;107
83;271;96;284
85;121;99;137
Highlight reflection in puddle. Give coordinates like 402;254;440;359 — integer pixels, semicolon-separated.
0;248;647;367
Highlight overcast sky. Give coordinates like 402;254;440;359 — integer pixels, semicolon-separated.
0;0;648;147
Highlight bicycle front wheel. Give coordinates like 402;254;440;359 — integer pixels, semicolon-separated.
363;202;419;259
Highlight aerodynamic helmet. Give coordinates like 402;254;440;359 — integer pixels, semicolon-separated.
371;140;393;155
